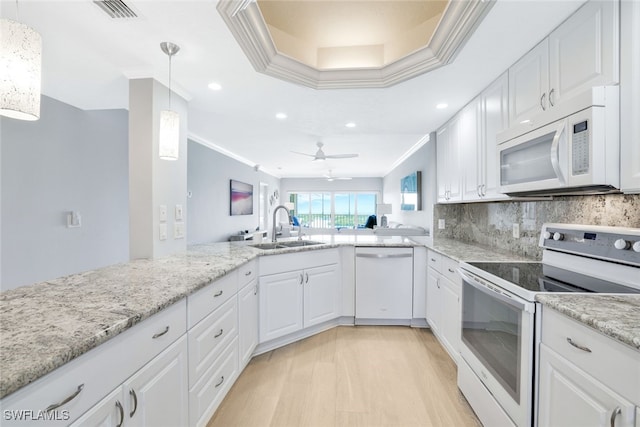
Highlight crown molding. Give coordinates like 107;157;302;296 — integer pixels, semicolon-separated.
217;0;494;89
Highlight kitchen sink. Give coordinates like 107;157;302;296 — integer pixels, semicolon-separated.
250;240;325;250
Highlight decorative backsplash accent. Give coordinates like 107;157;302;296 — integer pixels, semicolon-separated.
434;194;640;259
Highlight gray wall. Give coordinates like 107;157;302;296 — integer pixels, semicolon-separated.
187;140;280;244
434;194;640;259
382;133;436;233
1;96;129;290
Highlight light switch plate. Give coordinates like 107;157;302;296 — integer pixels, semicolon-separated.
174;222;185;239
159;224;167;240
175;204;183;221
438;219;445;230
159;205;167;223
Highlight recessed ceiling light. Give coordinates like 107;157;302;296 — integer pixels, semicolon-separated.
208;82;222;91
276;112;287;119
345;122;356;128
436;103;448;109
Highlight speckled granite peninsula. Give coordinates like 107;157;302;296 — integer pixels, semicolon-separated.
536;294;640;351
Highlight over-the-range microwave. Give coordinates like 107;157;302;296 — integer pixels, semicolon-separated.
497;86;619;196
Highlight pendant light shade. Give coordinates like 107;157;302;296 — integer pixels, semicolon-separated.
0;18;42;121
159;42;180;161
159;109;180;160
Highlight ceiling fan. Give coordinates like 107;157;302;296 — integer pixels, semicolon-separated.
291;142;359;161
324;170;352;181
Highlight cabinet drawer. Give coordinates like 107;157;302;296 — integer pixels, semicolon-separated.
238;260;257;288
259;248;339;276
541;307;640;402
188;271;238;328
427;250;442;273
189;337;239;427
0;300;187;426
188;297;238;386
442;256;460;285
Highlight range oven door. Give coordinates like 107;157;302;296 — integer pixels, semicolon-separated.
458;268;536;427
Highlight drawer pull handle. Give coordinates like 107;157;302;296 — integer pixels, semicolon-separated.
610;406;621;427
448;268;455;273
115;400;124;427
245;271;252;276
215;376;225;388
46;383;84;412
152;326;170;339
214;290;223;297
566;337;591;353
430;258;437;262
214;328;224;338
254;286;258;296
129;389;138;417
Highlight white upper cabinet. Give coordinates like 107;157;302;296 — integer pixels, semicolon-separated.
509;40;549;125
460;99;481;201
620;0;640;193
548;0;619;106
480;73;510;200
436;117;462;203
509;0;619;125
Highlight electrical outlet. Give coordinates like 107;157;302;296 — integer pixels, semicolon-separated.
513;223;520;238
175;204;183;221
438;219;446;229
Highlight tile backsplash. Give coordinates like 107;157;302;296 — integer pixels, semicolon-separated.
434;194;640;259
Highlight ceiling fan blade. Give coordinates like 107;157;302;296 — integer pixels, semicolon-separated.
325;153;359;159
290;151;317;158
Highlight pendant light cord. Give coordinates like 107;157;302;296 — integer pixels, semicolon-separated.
168;54;172;109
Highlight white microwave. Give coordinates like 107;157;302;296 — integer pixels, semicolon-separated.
497;86;619;196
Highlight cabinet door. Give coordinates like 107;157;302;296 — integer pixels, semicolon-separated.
238;279;259;368
426;269;441;333
69;387;125;427
259;270;304;343
447;116;462;202
436;124;450;202
125;336;189;427
509;39;549;124
440;277;461;364
460;99;482;201
549;0;619;106
480;72;510;200
538;344;636;427
620;0;640;193
304;264;340;327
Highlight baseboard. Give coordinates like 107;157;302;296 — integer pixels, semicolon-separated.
354;318;411;326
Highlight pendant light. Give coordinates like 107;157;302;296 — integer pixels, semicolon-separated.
159;42;180;161
0;1;42;121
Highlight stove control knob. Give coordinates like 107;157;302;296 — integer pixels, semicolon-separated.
543;231;552;240
553;232;564;241
614;239;630;250
633;241;640;253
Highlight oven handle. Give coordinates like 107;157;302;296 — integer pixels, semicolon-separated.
458;268;531;312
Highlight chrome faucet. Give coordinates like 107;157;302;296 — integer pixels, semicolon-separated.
272;205;290;242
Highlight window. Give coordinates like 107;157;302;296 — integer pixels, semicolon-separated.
289;192;377;229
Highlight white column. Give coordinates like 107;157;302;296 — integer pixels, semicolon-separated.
129;78;188;259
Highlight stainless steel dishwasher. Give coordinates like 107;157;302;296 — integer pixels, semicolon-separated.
355;247;414;324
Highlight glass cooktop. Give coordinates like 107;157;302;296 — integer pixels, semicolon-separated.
467;262;640;294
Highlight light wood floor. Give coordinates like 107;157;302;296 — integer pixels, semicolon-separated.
207;326;481;427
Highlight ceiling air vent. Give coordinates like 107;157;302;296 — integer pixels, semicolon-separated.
94;0;138;19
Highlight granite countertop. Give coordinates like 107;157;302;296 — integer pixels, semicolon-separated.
536;294;640;351
1;235;638;400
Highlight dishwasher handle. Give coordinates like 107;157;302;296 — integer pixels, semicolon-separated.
356;253;412;259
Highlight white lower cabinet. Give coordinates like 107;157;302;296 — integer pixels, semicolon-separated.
259;249;341;343
70;335;189;427
538;344;635;427
238;278;259;369
537;307;640;427
425;250;461;364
